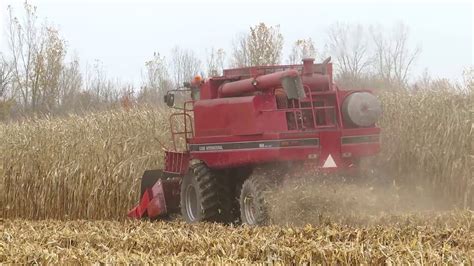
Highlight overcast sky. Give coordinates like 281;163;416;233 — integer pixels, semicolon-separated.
0;0;472;86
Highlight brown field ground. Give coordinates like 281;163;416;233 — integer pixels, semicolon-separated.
1;212;473;264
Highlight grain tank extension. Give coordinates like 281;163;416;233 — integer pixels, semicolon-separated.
128;58;382;225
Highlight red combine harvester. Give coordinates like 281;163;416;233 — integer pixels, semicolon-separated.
128;58;382;225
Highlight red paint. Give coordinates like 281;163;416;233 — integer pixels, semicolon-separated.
128;178;181;219
218;69;299;98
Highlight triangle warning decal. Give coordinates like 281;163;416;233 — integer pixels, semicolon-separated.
322;154;337;168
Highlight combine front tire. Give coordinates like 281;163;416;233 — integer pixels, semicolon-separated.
240;176;274;225
180;163;232;223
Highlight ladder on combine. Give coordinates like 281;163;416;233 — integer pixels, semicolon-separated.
165;100;194;175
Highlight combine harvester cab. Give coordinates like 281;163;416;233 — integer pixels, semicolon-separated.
128;58;382;225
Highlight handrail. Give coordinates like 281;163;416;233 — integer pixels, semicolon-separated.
169;100;195;152
261;90;338;130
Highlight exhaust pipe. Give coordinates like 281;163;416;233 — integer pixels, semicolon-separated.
218;69;304;99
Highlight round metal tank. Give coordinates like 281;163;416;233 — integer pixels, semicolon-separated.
342;92;382;127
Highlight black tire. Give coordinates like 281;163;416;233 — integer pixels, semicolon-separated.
180;163;232;223
240;175;275;226
225;166;253;223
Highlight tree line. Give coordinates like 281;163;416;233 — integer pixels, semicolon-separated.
0;2;470;121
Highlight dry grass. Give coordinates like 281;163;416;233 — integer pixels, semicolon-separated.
377;88;473;208
0;88;472;221
0;212;472;264
0;108;171;220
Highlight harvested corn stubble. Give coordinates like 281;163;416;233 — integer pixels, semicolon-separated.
0;212;472;264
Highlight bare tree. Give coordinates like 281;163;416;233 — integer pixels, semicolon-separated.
58;56;82;111
231;23;284;67
288;38;317;64
206;48;226;77
7;2;39;110
0;54;14;121
170;46;201;87
139;52;172;105
0;54;13;99
6;2;66;113
83;59;119;109
327;23;371;80
370;23;421;87
36;27;66;112
231;33;250;68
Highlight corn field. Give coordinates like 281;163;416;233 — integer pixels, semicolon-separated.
377;88;473;208
0;109;171;220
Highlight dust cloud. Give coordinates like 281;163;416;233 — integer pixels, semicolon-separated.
266;172;453;227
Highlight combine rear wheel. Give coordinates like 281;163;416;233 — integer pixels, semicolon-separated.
180;163;232;223
240;175;275;225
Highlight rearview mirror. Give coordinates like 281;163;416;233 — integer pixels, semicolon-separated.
163;93;175;107
183;82;191;88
